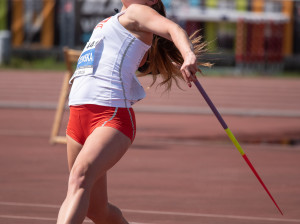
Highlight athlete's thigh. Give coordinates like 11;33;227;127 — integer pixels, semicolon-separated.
73;126;131;181
66;134;83;170
66;134;109;217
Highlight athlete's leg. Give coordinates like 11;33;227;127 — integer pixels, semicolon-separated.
57;127;131;224
57;135;128;224
87;174;129;224
66;135;83;170
57;135;83;224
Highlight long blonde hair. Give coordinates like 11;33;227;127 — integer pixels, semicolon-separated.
138;0;211;91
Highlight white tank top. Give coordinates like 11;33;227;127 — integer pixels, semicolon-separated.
69;11;151;108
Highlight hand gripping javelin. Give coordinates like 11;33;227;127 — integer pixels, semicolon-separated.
193;78;283;215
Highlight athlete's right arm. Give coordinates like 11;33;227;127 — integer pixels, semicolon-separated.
126;4;198;87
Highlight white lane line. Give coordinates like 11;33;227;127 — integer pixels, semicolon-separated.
0;214;92;223
0;214;146;224
0;201;300;223
0;201;59;208
123;209;300;223
0;202;149;224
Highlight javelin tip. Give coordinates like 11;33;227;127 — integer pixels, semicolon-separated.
243;154;284;215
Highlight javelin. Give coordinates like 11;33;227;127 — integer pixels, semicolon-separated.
193;78;283;215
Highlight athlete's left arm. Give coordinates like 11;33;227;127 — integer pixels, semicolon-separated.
127;4;198;87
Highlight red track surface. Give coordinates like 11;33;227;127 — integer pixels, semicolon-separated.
0;70;300;224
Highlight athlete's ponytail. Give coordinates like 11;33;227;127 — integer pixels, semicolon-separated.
139;0;211;91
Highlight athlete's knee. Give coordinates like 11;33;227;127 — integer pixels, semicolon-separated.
68;163;92;192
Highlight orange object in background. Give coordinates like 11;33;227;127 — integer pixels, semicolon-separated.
252;0;264;12
41;0;55;48
12;0;24;47
282;0;294;56
11;0;55;48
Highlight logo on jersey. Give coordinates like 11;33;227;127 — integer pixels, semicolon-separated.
69;37;104;83
95;17;111;30
77;48;94;69
76;38;102;69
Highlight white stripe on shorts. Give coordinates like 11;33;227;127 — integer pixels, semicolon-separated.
101;107;118;127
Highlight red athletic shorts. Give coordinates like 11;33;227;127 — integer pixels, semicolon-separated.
66;104;136;145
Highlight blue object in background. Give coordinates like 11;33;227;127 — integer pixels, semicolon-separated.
161;0;171;9
189;0;200;7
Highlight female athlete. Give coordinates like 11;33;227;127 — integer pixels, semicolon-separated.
57;0;208;223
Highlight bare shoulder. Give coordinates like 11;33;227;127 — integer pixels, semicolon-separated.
125;4;160;22
126;4;155;13
119;4;154;45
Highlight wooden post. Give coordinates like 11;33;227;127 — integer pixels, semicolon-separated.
49;71;71;144
50;48;81;145
12;0;24;46
282;0;294;56
41;0;55;48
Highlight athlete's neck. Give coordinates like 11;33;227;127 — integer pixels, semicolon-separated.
121;6;127;12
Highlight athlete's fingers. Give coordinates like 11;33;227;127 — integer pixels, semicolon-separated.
181;67;192;88
187;65;198;78
180;67;188;85
189;67;198;82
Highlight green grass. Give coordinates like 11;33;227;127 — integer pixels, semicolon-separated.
1;57;299;78
0;57;66;71
201;66;300;78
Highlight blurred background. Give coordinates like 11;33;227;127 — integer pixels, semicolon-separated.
0;2;300;223
0;0;299;75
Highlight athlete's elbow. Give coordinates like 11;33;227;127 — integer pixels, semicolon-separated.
169;24;186;41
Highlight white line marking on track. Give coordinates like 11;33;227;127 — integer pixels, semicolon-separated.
0;214;146;224
0;201;299;223
0;214;92;223
0;201;59;208
0;202;148;224
123;209;300;223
